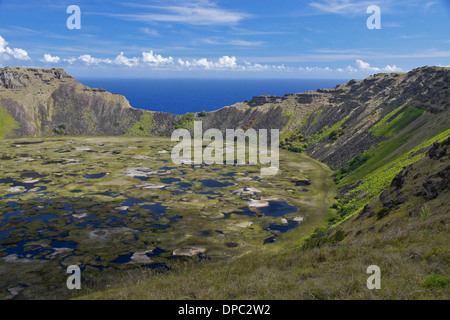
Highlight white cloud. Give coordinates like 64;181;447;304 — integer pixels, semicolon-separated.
383;64;402;72
217;56;237;68
80;54;111;65
193;56;236;69
46;49;405;75
177;58;191;67
64;54;112;65
177;56;238;70
243;62;270;71
65;52;141;67
0;36;7;49
42;53;60;63
228;40;264;46
356;59;401;72
299;66;333;72
192;58;212;68
309;0;374;15
242;61;291;72
308;0;425;16
0;35;30;61
113;1;249;26
142;50;174;66
174;56;290;72
114;52;139;67
295;61;402;75
79;54;96;64
141;27;160;37
63;57;76;64
356;59;372;70
5;48;29;60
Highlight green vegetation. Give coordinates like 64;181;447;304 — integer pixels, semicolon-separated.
420;204;432;221
308;116;349;145
282;111;295;126
127;113;156;136
76;191;449;300
0;108;19;138
309;107;324;127
280;127;309;153
329;126;346;141
370;106;424;138
302;228;346;248
423;274;449;289
73;128;449;300
369;105;404;136
82;109;96;132
376;207;390;220
53;124;66;135
333;154;370;183
333;127;450;226
0;66;448;300
0;136;336;299
174;112;195;129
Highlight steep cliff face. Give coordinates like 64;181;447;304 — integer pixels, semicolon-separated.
302;66;450;168
210;66;449;170
0;67;178;137
335;136;449;240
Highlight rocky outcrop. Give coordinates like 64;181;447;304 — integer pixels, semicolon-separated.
427;138;450;160
379;137;449;208
0;70;28;89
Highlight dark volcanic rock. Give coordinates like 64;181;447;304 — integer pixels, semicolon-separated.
427;138;450;160
422;179;439;200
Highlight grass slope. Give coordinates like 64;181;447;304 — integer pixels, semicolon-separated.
0;108;19;138
75;131;449;300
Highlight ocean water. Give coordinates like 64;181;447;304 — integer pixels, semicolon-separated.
77;78;348;115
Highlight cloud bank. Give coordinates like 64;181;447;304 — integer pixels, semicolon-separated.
0;34;405;76
0;35;30;62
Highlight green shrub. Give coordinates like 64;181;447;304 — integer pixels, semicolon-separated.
280;128;308;153
376;207;390;220
128;113;156;136
303;228;345;248
331;230;345;243
174;113;195;129
53;124;66;135
334;153;371;182
197;110;208;117
329;127;346;141
420;204;432;221
289;142;308;153
423;274;449;288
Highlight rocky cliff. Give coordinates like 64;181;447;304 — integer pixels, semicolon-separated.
0;67;177;138
0;65;449;174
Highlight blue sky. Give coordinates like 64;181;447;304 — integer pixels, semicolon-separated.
0;0;449;78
